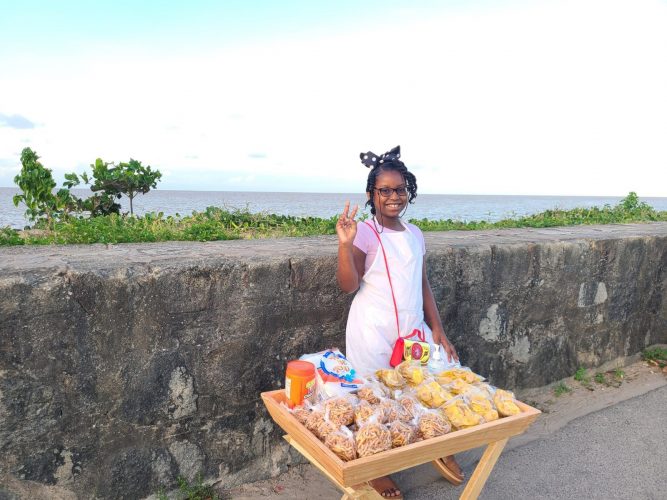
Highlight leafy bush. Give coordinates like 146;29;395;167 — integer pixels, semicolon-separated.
5;192;666;246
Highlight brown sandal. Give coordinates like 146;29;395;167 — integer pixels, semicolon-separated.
432;456;465;486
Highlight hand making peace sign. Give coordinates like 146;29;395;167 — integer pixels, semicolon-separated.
336;201;359;246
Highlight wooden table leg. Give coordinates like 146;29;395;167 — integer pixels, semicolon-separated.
459;437;509;500
283;435;383;500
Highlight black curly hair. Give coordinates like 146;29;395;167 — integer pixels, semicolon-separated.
365;160;418;217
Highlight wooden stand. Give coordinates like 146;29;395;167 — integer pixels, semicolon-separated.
262;390;540;500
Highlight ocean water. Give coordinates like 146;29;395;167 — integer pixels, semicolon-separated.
1;187;666;229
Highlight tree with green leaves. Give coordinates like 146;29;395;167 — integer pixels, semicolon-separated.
88;158;162;215
13;147;79;226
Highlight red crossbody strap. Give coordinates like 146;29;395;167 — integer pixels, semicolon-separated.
364;221;401;338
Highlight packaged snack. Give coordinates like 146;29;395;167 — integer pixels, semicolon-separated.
354;400;382;427
446;378;475;396
388;420;417;447
378;398;409;424
355;421;392;457
396;360;427;386
304;410;339;440
288;405;311;425
466;390;499;422
324;426;357;462
300;349;364;400
324;396;356;427
442;397;483;429
416;380;454;408
437;367;484;384
417;410;451;439
493;389;521;417
376;369;406;389
397;394;424;421
357;382;386;405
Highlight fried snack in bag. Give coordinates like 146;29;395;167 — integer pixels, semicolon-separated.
396;360;426;386
493;389;521;416
354;400;383;427
355;421;392;457
441;397;483;429
305;410;338;440
397;394;424;421
357;383;385;405
466;390;499;422
324;396;356;427
289;405;311;425
379;398;410;424
416;380;454;408
417;410;451;439
447;378;475;396
438;367;484;384
376;369;406;389
325;425;357;462
389;420;417;447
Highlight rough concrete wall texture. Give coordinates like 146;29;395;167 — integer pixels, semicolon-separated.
0;222;665;499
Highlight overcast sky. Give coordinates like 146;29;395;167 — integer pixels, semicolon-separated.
1;0;665;196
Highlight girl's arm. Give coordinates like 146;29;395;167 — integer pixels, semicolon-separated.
336;202;366;293
337;244;366;293
422;257;459;362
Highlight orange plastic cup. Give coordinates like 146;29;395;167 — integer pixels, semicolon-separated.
285;360;316;408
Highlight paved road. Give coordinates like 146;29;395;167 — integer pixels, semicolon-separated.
395;385;667;500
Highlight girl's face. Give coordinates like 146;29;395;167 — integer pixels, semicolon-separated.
368;169;408;218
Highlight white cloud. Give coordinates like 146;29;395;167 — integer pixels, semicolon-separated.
0;0;665;195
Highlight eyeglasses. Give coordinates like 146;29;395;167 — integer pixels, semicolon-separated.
375;186;408;197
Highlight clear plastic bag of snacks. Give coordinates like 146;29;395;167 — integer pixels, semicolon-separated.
324;425;357;462
354;400;384;427
491;388;522;417
355;418;392;457
464;387;499;422
356;379;387;405
441;396;483;429
324;395;357;427
445;378;476;396
396;360;427;387
375;368;406;389
378;398;410;424
304;408;339;441
287;404;312;425
417;409;451;440
388;420;418;448
436;366;485;384
396;393;425;421
416;379;455;408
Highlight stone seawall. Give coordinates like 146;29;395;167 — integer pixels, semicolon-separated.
1;222;665;499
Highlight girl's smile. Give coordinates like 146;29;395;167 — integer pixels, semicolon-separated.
371;170;408;220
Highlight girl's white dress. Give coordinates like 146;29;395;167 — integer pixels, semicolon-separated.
345;218;458;376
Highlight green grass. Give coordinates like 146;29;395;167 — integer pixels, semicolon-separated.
594;372;606;384
553;381;572;396
157;475;220;500
573;367;592;389
2;192;666;246
574;367;588;382
613;368;625;381
642;347;667;368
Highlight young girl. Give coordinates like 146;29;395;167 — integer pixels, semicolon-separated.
336;146;463;498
